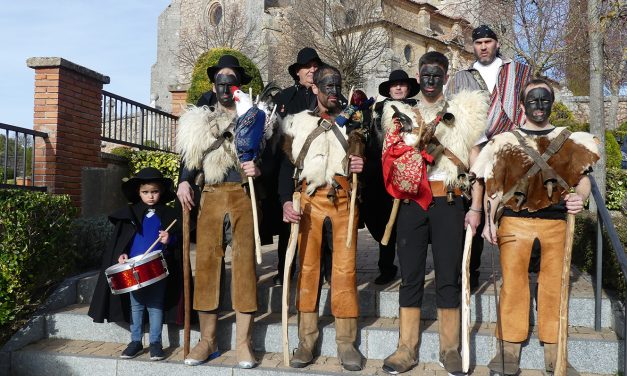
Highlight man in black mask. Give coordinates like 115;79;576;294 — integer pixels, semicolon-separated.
381;51;486;374
176;54;261;369
471;78;599;375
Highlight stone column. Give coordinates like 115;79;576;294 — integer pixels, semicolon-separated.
169;84;190;117
27;57;110;209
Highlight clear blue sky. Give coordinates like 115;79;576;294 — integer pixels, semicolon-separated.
0;1;172;129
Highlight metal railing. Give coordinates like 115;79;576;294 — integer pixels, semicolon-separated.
589;175;626;374
0;123;48;191
101;90;178;153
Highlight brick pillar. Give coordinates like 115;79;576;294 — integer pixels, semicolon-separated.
27;57;110;209
169;84;190;117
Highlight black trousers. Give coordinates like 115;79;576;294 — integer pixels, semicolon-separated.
396;197;465;308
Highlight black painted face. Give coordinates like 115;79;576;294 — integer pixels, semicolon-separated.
524;87;553;124
419;64;446;99
214;73;239;107
315;73;342;111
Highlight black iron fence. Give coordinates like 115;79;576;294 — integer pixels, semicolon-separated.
0;123;48;191
101;90;178;153
589;175;626;374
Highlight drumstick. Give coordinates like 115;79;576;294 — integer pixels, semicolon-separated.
138;219;178;260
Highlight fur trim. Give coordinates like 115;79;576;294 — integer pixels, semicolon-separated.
175;105;238;185
428;91;488;185
284;110;348;195
381;101;415;133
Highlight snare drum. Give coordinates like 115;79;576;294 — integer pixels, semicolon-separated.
105;251;169;295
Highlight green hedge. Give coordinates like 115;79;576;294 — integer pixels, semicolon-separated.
572;211;627;299
187;47;263;106
128;150;180;183
72;216;113;271
0;190;76;341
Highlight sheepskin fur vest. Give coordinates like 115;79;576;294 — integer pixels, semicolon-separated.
471;127;600;212
176;105;238;185
282;110;349;196
382;90;488;187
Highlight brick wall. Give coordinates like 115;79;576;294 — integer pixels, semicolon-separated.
169;84;190;117
27;57;110;208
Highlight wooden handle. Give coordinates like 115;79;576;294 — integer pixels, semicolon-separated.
139;219;177;259
182;209;191;358
283;192;301;366
345;173;359;248
381;199;400;246
249;176;263;264
555;213;576;374
461;224;473;373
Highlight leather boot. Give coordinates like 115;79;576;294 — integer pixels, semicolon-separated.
438;308;462;374
382;307;420;374
236;311;257;368
290;312;319;368
543;343;580;376
335;317;363;371
184;312;219;366
487;340;521;375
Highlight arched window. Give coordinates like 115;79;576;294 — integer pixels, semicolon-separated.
208;2;223;26
404;44;413;63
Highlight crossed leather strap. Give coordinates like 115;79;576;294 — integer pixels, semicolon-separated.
500;128;572;211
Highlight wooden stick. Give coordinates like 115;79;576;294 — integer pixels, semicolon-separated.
139;219;177;259
461;224;473;373
248;176;263;264
282;192;301;366
182;209;191;358
555;213;576;375
345;173;358;248
381;198;400;246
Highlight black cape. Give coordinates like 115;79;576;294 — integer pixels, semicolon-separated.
87;202;190;325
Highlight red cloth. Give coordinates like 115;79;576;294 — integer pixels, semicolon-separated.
382;123;433;210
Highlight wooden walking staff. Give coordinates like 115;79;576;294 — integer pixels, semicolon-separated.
460;223;473;373
182;208;192;358
345;129;366;248
555;213;576;375
282;192;301;366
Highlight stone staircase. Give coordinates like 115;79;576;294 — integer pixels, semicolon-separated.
1;230;624;375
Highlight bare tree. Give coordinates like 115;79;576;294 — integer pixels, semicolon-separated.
602;2;626;129
286;0;387;89
175;2;260;80
589;0;606;199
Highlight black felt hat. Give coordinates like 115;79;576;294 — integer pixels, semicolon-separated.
288;47;324;81
207;54;252;85
121;167;176;204
378;70;420;98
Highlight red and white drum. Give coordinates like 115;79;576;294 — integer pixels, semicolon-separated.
105;251;169;295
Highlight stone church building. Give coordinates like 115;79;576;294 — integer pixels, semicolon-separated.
150;0;479;113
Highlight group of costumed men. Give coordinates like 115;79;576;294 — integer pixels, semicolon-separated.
91;23;601;376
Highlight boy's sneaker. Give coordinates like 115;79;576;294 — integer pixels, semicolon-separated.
149;343;165;361
120;341;143;359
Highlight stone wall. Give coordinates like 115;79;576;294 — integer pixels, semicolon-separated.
151;0;181;113
562;96;627;126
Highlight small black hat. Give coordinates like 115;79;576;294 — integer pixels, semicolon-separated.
121;167;176;204
288;47;324;82
378;70;420;98
472;25;498;41
207;54;252;85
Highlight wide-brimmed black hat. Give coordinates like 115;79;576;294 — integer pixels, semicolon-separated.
288;47;324;81
378;70;420;98
207;54;252;85
121;167;176;204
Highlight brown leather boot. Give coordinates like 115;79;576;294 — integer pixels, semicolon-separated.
487;340;521;375
382;307;420;374
290;312;319;368
184;312;219;366
335;317;363;371
543;343;580;376
438;308;462;374
236;311;257;369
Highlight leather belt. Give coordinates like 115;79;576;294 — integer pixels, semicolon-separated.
301;175;350;194
429;180;462;197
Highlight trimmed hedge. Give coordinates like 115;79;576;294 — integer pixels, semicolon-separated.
0;190;76;341
128;150;180;183
187;47;263;106
72;215;113;271
572;211;627;299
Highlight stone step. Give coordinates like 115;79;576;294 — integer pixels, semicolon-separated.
77;271;617;330
11;338;611;376
43;305;620;374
